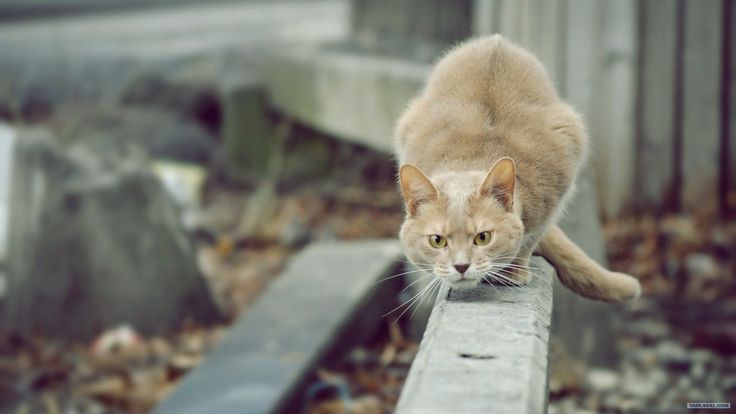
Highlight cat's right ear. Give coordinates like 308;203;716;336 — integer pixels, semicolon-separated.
399;164;438;216
479;157;516;211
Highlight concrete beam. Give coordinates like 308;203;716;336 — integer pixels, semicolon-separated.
395;257;554;414
154;240;402;414
263;47;428;152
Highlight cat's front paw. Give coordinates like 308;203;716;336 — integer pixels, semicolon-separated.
507;257;532;285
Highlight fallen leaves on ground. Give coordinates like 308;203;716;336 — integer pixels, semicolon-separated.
304;324;418;414
549;212;736;413
0;325;224;414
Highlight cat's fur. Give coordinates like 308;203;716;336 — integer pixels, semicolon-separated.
394;35;640;302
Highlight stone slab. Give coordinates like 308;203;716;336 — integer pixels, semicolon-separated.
0;1;348;120
263;48;428;152
395;257;554;414
0;124;15;264
0;124;15;298
153;240;402;414
2;131;219;338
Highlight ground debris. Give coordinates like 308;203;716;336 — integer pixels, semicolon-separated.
550;213;736;413
304;323;418;414
0;325;224;414
2;132;405;413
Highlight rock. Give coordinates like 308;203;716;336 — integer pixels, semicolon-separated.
586;368;620;392
684;253;718;277
1;130;220;339
621;365;668;398
656;340;691;372
631;347;659;370
690;349;716;364
676;375;692;390
54;106;216;166
119;73;221;135
278;216;311;247
625;319;671;343
722;375;736;394
220;80;275;177
691;362;706;382
705;371;720;388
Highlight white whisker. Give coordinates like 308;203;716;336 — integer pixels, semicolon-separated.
402;272;436;293
391;278;441;324
373;267;433;285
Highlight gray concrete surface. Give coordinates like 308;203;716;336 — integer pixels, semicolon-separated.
0;126;14;262
395;257;554;414
264;48;428;152
3;130;220;338
0;125;15;298
153;240;402;414
0;0;348;117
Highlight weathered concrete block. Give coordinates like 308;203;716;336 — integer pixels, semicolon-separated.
56;106;216;166
2;129;219;338
351;0;473;51
220;81;274;175
153;240;402;414
0;124;15;298
263;47;428;152
396;257;554;414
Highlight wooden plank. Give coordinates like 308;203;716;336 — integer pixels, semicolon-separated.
592;0;638;217
395;257;554;414
535;0;565;88
153;241;402;414
472;0;500;35
681;0;723;212
563;0;600;121
726;0;736;212
472;0;491;35
553;171;620;368
498;0;523;42
637;0;678;209
2;129;53;332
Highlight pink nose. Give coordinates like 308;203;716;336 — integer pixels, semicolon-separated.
454;264;470;274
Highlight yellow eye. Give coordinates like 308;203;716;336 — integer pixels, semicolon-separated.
474;231;493;246
428;234;447;248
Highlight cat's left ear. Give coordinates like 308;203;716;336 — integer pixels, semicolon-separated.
479;157;516;211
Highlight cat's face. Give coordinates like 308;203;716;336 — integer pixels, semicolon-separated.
398;158;524;289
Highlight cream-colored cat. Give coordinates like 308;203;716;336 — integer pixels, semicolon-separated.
395;35;640;302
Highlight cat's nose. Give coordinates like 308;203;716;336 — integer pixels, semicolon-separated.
453;264;470;274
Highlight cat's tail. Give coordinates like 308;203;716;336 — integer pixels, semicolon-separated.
536;225;641;302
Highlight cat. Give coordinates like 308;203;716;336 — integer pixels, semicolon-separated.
394;35;640;302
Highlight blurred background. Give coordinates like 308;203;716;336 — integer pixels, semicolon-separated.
0;0;735;413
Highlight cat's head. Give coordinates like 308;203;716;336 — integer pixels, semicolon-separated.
398;158;524;289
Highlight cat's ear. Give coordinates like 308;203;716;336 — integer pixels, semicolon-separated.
479;157;516;211
399;164;438;216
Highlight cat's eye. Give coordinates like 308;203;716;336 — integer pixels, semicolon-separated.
474;231;493;246
428;234;447;248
